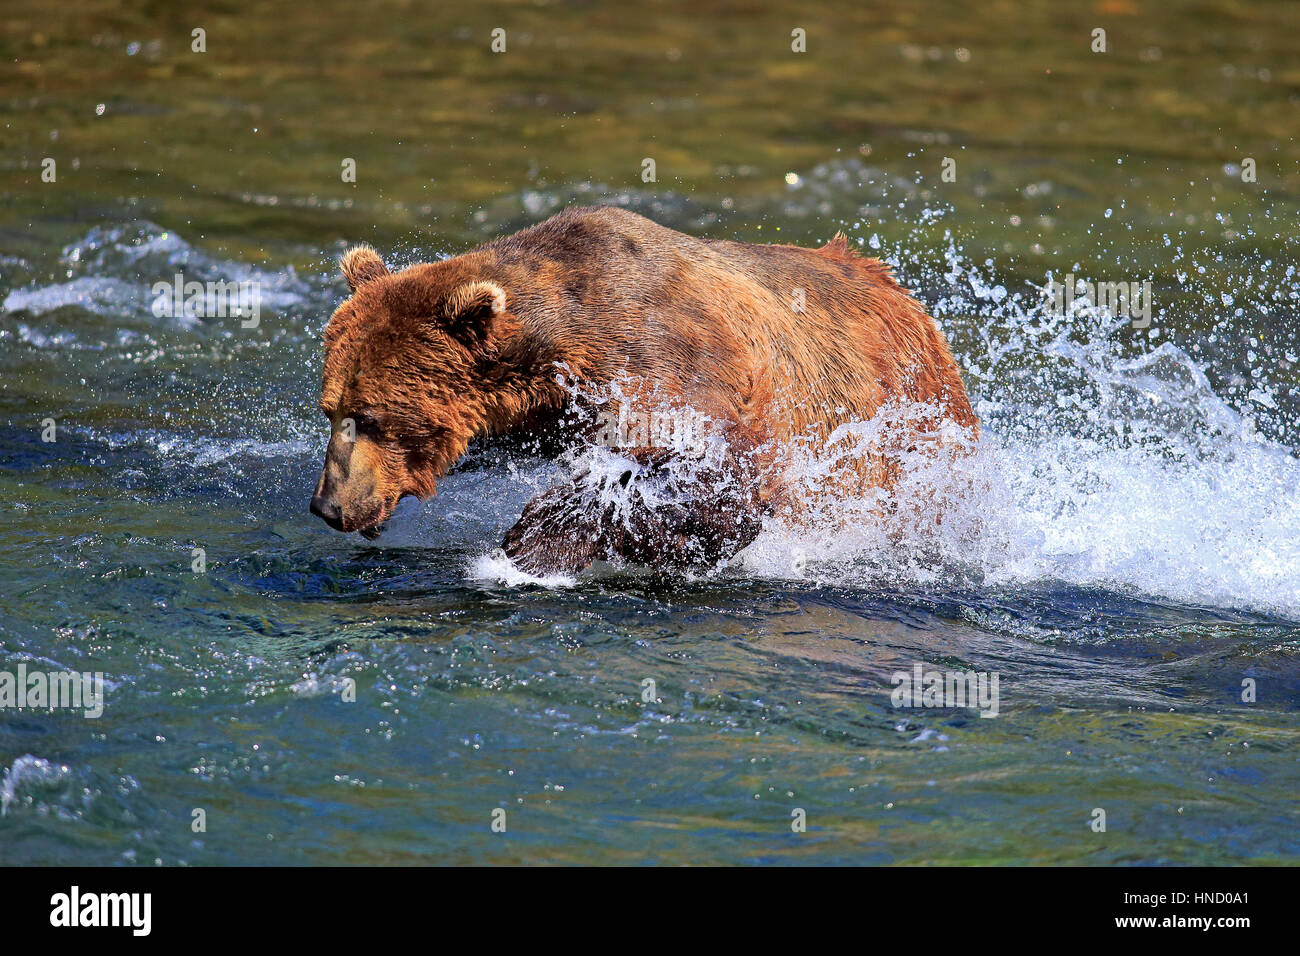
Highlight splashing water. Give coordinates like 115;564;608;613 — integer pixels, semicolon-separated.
450;219;1300;619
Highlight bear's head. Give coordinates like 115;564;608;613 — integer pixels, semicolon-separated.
310;245;526;538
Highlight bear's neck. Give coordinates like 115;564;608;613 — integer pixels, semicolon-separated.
467;252;642;437
475;321;574;438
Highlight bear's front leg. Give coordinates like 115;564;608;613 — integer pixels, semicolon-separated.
499;478;606;576
500;448;767;577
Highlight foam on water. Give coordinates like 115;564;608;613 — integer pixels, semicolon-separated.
0;755;72;817
468;549;578;588
3;221;315;323
88;428;315;468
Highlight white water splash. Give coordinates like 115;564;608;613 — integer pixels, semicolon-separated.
469;548;578;588
1;755;72;817
3;221;314;323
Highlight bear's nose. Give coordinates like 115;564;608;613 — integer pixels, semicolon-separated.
310;495;344;529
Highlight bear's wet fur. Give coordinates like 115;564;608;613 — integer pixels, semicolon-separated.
312;205;977;573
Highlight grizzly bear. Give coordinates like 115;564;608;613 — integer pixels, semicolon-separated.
311;205;977;574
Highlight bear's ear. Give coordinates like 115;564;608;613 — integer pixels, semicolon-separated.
441;280;507;349
340;245;389;291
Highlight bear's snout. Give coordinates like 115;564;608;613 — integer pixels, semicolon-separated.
309;494;344;530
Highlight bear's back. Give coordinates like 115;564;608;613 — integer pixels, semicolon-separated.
479;206;974;445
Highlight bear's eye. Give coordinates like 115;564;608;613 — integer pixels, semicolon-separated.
347;411;383;436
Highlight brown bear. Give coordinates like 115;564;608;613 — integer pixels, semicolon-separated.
311;205;977;574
